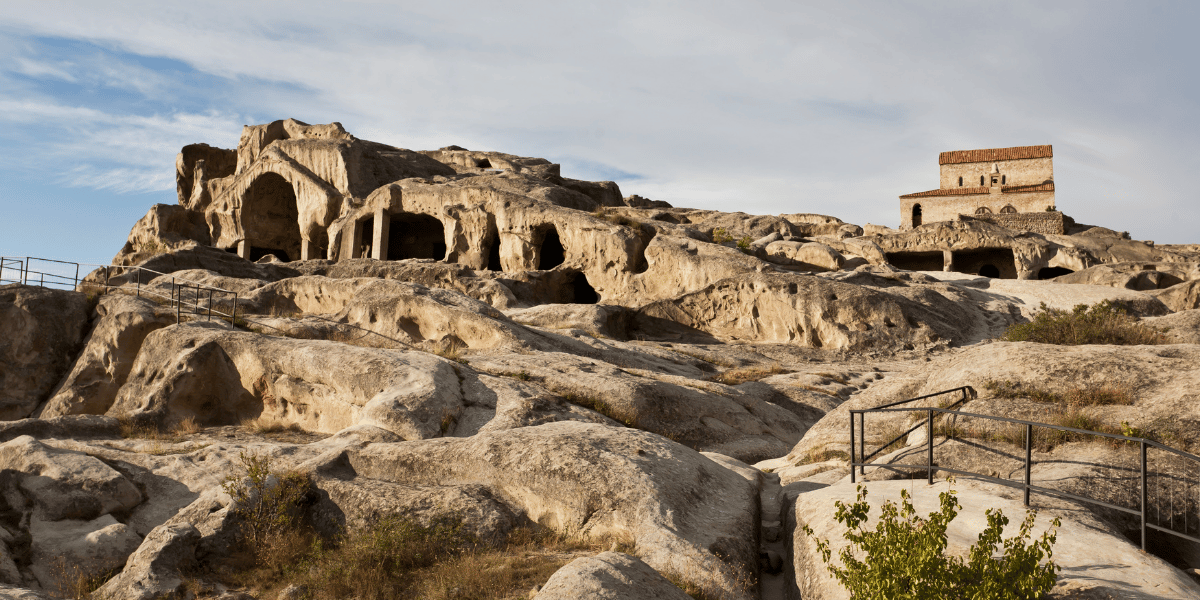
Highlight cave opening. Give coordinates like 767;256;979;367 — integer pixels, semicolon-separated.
1037;266;1075;280
572;273;599;304
242;172;301;262
539;227;566;270
387;213;446;261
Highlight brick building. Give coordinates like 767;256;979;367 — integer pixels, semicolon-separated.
899;145;1057;230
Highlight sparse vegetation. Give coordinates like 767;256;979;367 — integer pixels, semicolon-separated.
983;379;1135;408
431;339;469;364
798;447;851;465
563;392;637;427
1001;300;1167;345
136;239;167;256
49;557;116;600
709;365;783;385
736;235;753;255
711;227;735;244
592;209;642;230
221;452;313;571
804;484;1060;600
241;415;304;435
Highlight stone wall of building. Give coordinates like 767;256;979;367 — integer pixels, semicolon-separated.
900;190;1055;229
968;210;1072;235
939;156;1053;189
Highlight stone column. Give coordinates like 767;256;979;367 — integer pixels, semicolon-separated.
300;239;318;261
237;240;251;260
371;209;390;261
943;250;955;272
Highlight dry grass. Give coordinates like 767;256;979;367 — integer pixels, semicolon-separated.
241;415;304;435
797;446;852;465
49;557;117;599
431;339;469;364
983;379;1136;408
709;365;783;385
592;209;643;230
173;416;202;435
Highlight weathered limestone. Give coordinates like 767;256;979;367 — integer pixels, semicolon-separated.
0;435;143;521
0;286;90;419
337;422;760;599
537;552;692;600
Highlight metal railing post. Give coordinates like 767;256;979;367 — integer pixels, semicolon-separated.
1141;440;1148;551
174;278;180;324
849;411;856;483
104;266;110;289
136;269;141;297
22;257;29;285
927;409;934;485
1025;423;1033;506
859;412;866;477
74;263;79;289
231;292;238;329
207;289;214;322
0;257;5;283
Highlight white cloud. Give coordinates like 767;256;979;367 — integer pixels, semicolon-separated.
0;1;1197;242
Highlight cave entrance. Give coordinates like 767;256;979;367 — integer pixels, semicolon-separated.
484;230;504;271
884;251;943;272
572;273;599;304
242;172;301;262
539;227;566;270
951;248;1018;279
1037;266;1074;280
387;213;446;261
359;216;375;258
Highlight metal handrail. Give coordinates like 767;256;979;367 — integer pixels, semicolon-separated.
1;256;241;329
849;393;1200;551
857;386;974;465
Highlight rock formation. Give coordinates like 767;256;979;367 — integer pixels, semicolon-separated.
2;120;1200;598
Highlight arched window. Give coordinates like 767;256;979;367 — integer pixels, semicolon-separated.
980;175;985;186
975;206;992;215
958;176;963;187
1001;175;1006;185
1000;205;1017;214
911;204;923;227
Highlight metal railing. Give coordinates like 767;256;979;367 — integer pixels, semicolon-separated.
1;256;240;328
850;388;1200;551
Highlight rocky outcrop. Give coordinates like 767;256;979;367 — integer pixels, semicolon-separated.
91;523;200;600
536;552;691;600
39;295;176;418
335;422;759;599
0;435;142;521
0;285;90;419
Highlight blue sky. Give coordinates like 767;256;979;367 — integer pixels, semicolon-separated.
1;1;1198;266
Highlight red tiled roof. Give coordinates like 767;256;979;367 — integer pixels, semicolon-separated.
939;145;1053;165
899;181;1054;199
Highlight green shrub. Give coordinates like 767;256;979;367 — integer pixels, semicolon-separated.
711;227;735;244
222;452;311;567
804;484;1060;600
1001;301;1166;345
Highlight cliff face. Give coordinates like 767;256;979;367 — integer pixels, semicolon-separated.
2;120;1200;598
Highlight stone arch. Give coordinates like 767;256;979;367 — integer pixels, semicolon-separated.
911;204;923;227
1000;204;1018;214
538;226;566;270
975;206;992;215
242;172;301;262
387;213;446;260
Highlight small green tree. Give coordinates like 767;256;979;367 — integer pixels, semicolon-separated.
803;485;1060;600
222;451;311;556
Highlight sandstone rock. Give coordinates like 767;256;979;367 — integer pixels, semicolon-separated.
1145;309;1200;344
0;415;119;443
792;480;1200;600
39;295;176;418
108;323;463;438
291;258;517;308
0;541;20;585
763;241;844;271
536;552;692;600
91;523;199;600
465;350;806;463
29;514;142;590
0;584;56;599
509;304;632;339
113;204;212;266
0;285;90;419
0;435;142;521
634;273;941;350
1152;279;1200;312
337;422;759;599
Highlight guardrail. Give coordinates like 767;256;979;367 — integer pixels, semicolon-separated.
1;256;240;328
850;388;1200;552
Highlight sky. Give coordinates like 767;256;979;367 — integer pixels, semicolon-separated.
0;1;1197;268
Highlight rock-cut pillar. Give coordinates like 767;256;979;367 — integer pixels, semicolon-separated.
371;209;390;261
236;241;251;260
